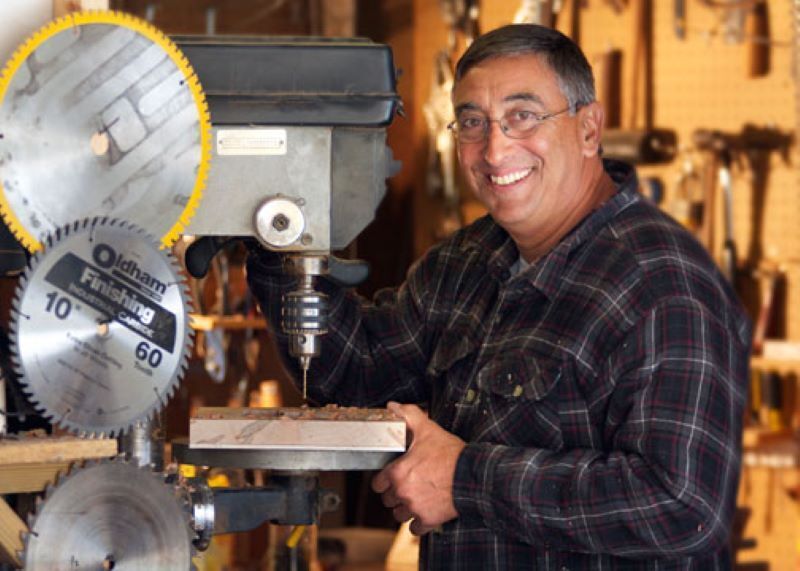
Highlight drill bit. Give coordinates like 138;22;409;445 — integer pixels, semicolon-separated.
299;355;311;404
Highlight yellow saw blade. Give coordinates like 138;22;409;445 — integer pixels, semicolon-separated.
0;10;211;252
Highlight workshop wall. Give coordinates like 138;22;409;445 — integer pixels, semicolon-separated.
2;1;796;568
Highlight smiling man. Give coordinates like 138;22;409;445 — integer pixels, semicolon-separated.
248;24;751;569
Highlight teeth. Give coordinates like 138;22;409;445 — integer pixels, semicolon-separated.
490;168;531;186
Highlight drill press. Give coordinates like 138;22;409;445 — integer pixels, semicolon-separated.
177;35;406;561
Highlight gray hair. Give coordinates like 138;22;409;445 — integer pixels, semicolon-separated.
454;24;596;112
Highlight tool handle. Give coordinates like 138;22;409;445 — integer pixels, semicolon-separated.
674;0;686;39
746;1;769;77
186;237;370;287
721;239;737;285
599;49;623;129
185;236;232;279
185;236;261;279
328;256;370;287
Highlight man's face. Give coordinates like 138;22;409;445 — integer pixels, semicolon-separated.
452;53;601;239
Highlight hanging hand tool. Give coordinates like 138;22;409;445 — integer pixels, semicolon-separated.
745;0;770;77
514;0;554;25
674;0;687;39
669;149;704;234
602;0;677;165
693;125;791;282
423;51;461;237
718;149;737;284
598;48;623;129
692;130;737;283
555;0;582;43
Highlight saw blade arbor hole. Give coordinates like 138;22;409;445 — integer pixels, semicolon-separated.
96;319;111;338
90;131;110;157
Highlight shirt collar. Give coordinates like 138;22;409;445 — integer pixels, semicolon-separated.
459;160;640;298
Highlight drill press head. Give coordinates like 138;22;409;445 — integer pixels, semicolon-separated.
179;37;401;381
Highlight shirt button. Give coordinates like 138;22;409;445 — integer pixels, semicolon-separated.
465;389;476;403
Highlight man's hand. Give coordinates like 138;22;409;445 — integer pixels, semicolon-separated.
371;402;466;535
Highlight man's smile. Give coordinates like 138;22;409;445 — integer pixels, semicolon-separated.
488;167;534;186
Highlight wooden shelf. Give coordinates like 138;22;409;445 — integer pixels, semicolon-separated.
0;435;117;493
742;428;799;468
751;356;800;374
190;314;267;331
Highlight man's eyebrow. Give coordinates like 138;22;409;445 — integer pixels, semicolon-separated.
454;92;545;115
504;92;544;105
454;102;481;115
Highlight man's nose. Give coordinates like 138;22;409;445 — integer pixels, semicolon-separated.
482;120;513;165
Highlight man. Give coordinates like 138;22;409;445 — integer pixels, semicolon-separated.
248;24;750;569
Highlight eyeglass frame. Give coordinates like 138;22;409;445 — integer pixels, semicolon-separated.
446;104;578;143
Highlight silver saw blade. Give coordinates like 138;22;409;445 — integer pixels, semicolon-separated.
23;458;195;570
10;218;192;436
0;11;210;252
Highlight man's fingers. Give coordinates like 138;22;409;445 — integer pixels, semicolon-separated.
409;518;435;536
392;504;414;522
371;470;390;494
380;488;400;508
387;401;427;431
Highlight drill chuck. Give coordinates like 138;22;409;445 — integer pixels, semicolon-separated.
281;289;329;364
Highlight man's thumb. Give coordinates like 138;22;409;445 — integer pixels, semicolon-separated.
387;401;426;429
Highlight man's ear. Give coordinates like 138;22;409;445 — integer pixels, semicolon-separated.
578;101;604;157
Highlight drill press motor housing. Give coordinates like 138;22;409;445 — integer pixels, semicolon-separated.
181;36;401;377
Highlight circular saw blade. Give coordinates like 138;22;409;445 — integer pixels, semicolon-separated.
0;10;211;252
10;218;193;437
23;459;195;570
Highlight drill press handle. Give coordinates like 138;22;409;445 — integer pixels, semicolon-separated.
185;236;370;287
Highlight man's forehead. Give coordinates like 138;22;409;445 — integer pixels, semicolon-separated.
452;53;558;105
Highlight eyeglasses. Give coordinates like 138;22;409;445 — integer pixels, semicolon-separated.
447;105;575;143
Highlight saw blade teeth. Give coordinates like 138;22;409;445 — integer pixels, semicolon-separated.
1;11;210;252
13;218;193;437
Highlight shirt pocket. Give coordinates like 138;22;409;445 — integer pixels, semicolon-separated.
479;352;562;400
474;352;565;450
426;315;484;378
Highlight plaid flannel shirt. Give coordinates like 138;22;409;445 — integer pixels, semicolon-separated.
247;160;751;570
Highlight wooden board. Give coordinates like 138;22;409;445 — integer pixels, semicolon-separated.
0;435;117;493
0;498;23;568
190;314;267;331
190;406;406;452
0;435;117;465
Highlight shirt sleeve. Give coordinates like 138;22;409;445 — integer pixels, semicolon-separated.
246;246;443;407
452;296;750;559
